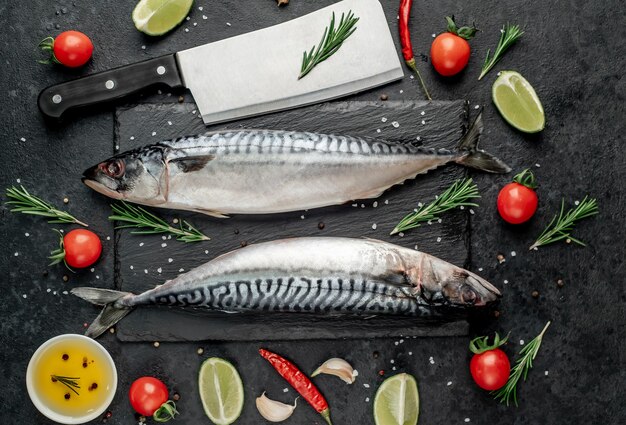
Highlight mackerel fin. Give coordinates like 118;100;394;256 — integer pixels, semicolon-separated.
191;208;230;218
169;155;215;173
71;287;134;338
455;112;511;174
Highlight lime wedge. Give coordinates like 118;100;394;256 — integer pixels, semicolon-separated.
132;0;194;36
198;357;244;425
374;373;420;425
492;70;545;133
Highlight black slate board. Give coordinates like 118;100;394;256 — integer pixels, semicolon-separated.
114;100;472;341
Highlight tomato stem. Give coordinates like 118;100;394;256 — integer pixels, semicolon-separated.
153;400;178;423
512;168;537;189
445;16;478;40
406;58;432;101
469;332;509;354
38;36;61;65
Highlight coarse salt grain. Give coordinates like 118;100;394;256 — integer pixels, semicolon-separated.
381;117;388;122
432;33;436;37
399;339;404;343
399;90;403;94
203;15;207;19
392;121;400;128
157;268;162;273
504;280;509;284
373;201;378;208
478;267;483;271
447;381;452;386
90;268;95;272
144;269;148;274
475;105;480;109
139;242;144;247
575;200;580;205
394;341;399;345
226;22;231;26
520;339;525;345
130;136;135;140
205;250;209;254
372;223;377;230
420;111;425;116
353;369;359;377
22;294;27;298
283;388;289;393
421;120;426;125
365;397;370;402
25;232;29;237
465;418;471;423
20;137;26;142
162;236;167;240
47;288;51;293
14;252;18;256
399;232;404;237
63;291;68;295
390;360;395;364
535;163;540;168
363;383;370;388
392;366;396;371
184;28;189;32
408;351;412;355
416;136;421;141
469;209;475;215
168;258;173;263
179;268;185;272
376;129;381;133
16;178;21;183
361;204;365;208
168;121;172;126
161;243;167;248
151;131;156;136
545;370;549;376
301;215;305;219
198;6;203;10
429;357;435;364
436;237;442;243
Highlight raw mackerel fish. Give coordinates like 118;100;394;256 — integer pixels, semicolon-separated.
83;113;510;217
73;237;501;338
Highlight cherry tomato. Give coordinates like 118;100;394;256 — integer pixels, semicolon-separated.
469;333;511;391
497;169;538;224
39;31;93;67
430;17;477;77
470;348;511;390
129;377;169;417
62;229;102;268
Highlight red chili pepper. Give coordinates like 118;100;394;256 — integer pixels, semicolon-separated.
259;349;332;425
398;0;432;100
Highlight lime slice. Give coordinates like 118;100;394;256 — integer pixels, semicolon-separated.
198;357;244;425
374;373;420;425
132;0;194;36
492;70;545;133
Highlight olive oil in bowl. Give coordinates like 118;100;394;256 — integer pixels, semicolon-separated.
27;334;117;424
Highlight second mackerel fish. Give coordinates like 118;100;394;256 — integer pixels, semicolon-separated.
83;113;510;217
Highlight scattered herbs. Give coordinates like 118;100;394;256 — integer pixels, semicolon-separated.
299;10;359;80
5;186;88;227
492;321;551;406
51;374;81;396
478;23;524;80
390;178;479;235
109;201;209;242
529;196;598;250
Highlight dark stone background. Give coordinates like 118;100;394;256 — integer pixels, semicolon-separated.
1;1;624;424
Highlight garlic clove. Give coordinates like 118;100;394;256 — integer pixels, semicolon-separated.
255;392;297;422
311;357;356;384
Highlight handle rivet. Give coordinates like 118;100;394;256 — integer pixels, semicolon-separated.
105;80;115;90
52;94;62;104
156;66;166;75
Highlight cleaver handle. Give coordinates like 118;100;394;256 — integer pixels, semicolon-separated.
38;54;184;119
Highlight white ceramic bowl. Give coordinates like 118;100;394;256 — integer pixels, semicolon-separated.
26;334;118;424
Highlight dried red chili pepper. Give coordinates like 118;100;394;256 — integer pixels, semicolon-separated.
259;349;332;425
398;0;432;100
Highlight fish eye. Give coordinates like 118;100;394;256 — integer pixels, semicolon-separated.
461;285;477;305
105;159;125;178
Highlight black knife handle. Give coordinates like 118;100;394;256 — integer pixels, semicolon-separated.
38;54;184;119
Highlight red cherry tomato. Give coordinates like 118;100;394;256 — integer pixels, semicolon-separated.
50;31;93;67
431;33;470;76
129;377;169;417
470;348;511;390
469;332;511;391
62;229;102;268
430;17;476;77
497;169;539;224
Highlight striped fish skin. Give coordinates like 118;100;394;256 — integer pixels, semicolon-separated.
82;114;510;216
118;237;501;314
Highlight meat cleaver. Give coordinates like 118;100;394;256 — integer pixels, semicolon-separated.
38;0;403;125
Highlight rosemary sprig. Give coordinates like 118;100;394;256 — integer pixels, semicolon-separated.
390;178;480;235
299;10;359;80
109;201;209;243
478;23;524;80
529;196;598;250
492;321;551;406
51;374;81;396
5;185;88;227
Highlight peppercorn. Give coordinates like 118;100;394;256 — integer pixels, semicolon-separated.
318;222;325;230
556;279;564;288
62;353;69;361
531;290;539;298
493;310;501;318
64;393;70;400
372;351;379;359
380;94;389;101
173;393;181;401
63;275;69;282
496;254;505;264
378;370;385;376
234;229;240;234
240;241;248;247
178;96;184;103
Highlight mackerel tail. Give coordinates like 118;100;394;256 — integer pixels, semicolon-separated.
453;112;511;174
